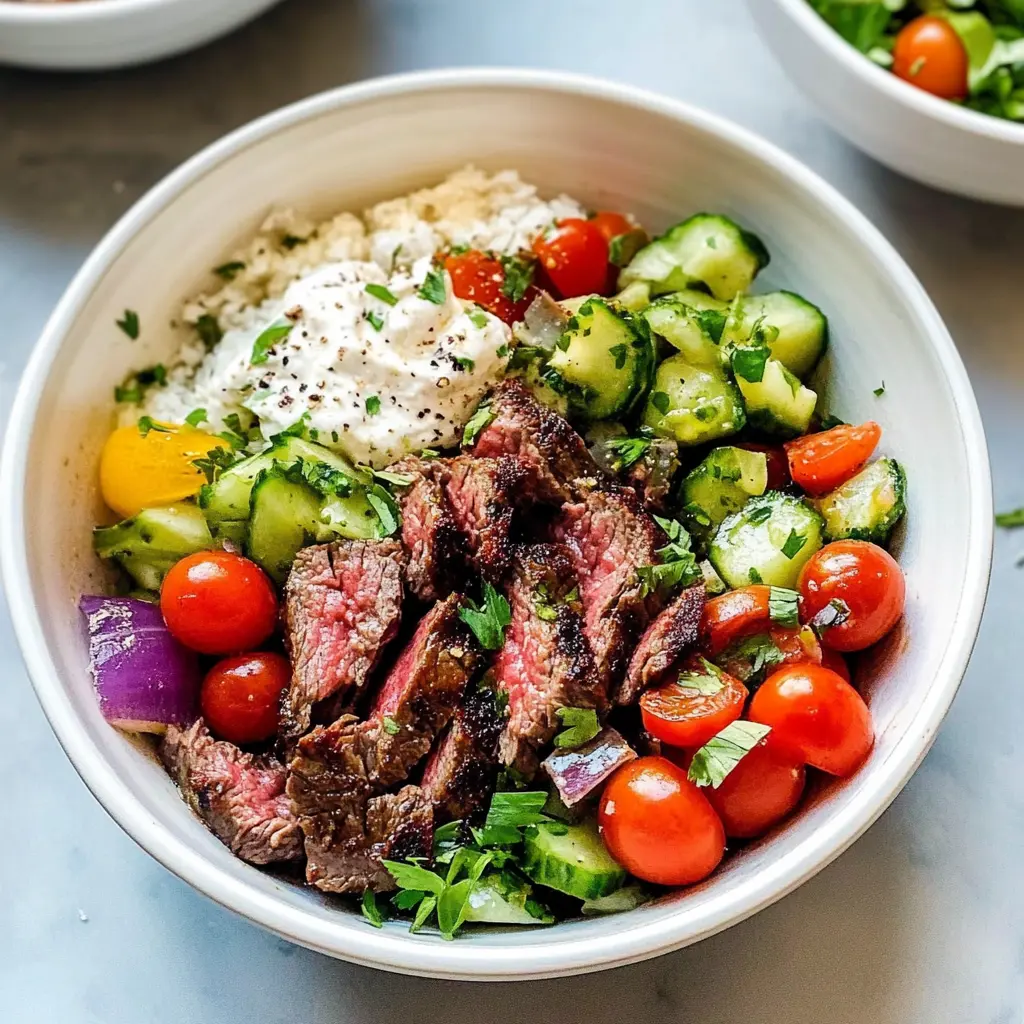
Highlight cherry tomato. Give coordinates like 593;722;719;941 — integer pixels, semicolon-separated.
892;15;968;101
201;651;290;745
784;422;881;496
532;218;610;298
819;646;851;684
161;550;278;655
589;211;634;244
750;664;874;776
735;441;790;491
799;540;906;652
443;249;536;326
701;585;772;656
598;757;725;886
704;734;806;839
640;659;748;749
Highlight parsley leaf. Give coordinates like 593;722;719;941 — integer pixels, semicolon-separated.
996;508;1024;528
809;597;851;633
747;505;772;525
361;889;386;928
214;260;246;281
382;715;400;736
365;283;398;306
114;363;166;403
553;707;601;749
371;468;415;488
251;320;293;365
874;382;886;397
365;394;381;416
462;401;495;447
499;254;536;303
482;791;549;830
781;529;807;559
459;582;511;651
418;266;448;305
748;567;764;584
382;860;447;896
678;658;725;696
609;343;629;370
136;416;170;437
730;344;770;384
688;721;772;789
454;356;475;372
194;314;223;349
637;515;701;598
366;310;384;332
603;435;652;470
116;309;140;339
191;444;239;484
410;896;437;934
468;307;490;329
650;391;671;415
366;484;401;537
184;408;208;428
768;586;799;627
694;308;727;343
286;458;354;498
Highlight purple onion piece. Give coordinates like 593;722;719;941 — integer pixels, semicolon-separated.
542;726;637;806
80;596;200;734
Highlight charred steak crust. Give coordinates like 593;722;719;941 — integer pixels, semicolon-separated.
161;720;302;865
281;540;406;740
421;685;505;823
618;583;706;704
550;487;663;694
494;543;601;775
471;379;602;503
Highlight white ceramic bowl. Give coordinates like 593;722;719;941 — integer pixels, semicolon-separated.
748;0;1024;205
0;69;992;980
0;0;284;71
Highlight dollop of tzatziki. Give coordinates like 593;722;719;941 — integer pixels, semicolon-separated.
161;257;510;467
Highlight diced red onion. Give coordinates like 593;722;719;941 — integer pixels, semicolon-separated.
542;727;637;806
80;596;200;734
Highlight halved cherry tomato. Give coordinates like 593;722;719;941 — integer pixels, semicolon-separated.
443;249;536;326
784;422;881;496
799;540;905;652
704;734;806;839
201;651;290;745
533;218;610;298
750;663;874;776
160;550;278;655
598;756;725;886
735;441;790;491
892;15;968;101
819;645;851;684
701;585;772;656
589;211;634;244
640;658;747;749
714;625;822;683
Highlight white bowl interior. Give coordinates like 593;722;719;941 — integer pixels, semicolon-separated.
2;74;990;979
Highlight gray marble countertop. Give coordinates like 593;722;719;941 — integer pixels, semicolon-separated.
3;1;1024;1020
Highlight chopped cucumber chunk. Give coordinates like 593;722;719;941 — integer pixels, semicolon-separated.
246;467;322;583
816;457;907;544
710;491;824;589
733;355;817;438
199;449;276;525
522;819;626;901
514;358;571;416
721;291;828;379
642;297;727;368
619;213;769;301
614;280;652;312
463;875;552;926
681;446;769;543
643;353;745;446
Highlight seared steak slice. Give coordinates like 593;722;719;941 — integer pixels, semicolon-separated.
618;583;706;704
471;379;602;503
444;454;526;582
421;685;505;822
550;488;662;692
281;540;405;739
161;720;302;865
493;544;601;775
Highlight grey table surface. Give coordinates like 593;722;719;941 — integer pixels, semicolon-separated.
2;1;1024;1021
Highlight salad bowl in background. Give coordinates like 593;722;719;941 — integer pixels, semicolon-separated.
0;69;992;979
748;0;1024;205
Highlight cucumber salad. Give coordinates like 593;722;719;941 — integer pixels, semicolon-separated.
81;168;907;938
809;0;1024;121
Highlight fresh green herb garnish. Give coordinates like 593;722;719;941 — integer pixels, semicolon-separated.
281;233;307;250
382;715;401;736
184;408;208;428
214;260;246;281
499;254;536;303
420;448;441;460
194;314;223;349
731;344;770;384
637;515;701;598
678;659;725;696
468;308;490;329
366;310;385;332
819;413;847;430
650;391;671;415
372;468;415;488
365;394;381;416
113;363;166;403
997;508;1024;528
609;343;629;370
454;356;475;372
192;445;240;484
768;586;800;627
747;505;773;525
285;458;354;498
459;581;512;650
367;484;401;537
781;529;807;559
462;401;495;447
361;888;386;928
809;597;851;633
366;283;399;306
874;382;886;397
136;416;170;437
603;435;652;470
418;266;448;305
724;632;786;685
688;721;772;789
748;567;764;584
553;707;601;749
116;309;140;339
695;308;727;343
250;320;293;365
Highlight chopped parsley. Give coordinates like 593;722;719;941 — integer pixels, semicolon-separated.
136;415;170;437
996;508;1024;528
184;408;208;428
280;233;307;250
678;659;725;696
462;401;495;447
218;412;249;450
650;391;671;416
454;356;475;372
191;444;240;484
114;363;166;403
695;308;727;342
809;597;851;633
722;633;786;686
361;889;386;928
748;567;764;584
468;307;490;329
730;344;770;384
609;343;629;370
499;254;535;303
365;283;398;306
781;529;807;559
213;260;246;281
874;382;886;397
747;505;773;525
250;320;293;365
420;448;441;460
459;581;512;650
194;314;223;349
819;413;847;430
603;435;652;471
366;310;385;332
382;715;401;736
688;721;772;789
637;515;701;598
365;394;381;416
366;484;401;537
417;266;448;305
116;309;140;340
372;468;415;488
285;458;354;498
768;586;799;627
553;707;601;749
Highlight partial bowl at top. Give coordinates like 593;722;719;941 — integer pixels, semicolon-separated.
749;0;1024;205
0;0;284;71
0;69;991;979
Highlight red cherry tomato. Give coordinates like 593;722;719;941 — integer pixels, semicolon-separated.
532;218;610;298
735;441;790;491
443;249;536;326
784;422;881;496
892;15;968;100
640;659;748;749
701;585;772;656
750;664;874;776
160;550;278;655
799;540;906;652
200;651;290;745
589;211;634;244
704;734;806;839
819;645;851;684
598;757;725;886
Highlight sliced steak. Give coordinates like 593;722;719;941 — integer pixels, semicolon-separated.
281;539;406;739
443;454;526;582
550;488;662;693
471;379;602;503
161;720;302;865
493;543;600;775
618;583;706;704
420;685;505;823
